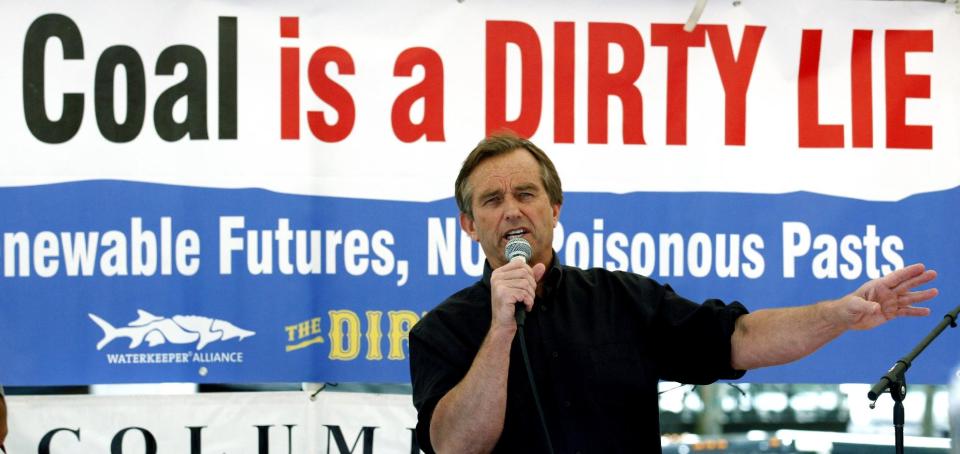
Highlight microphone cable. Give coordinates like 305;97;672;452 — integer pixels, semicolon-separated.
515;307;556;454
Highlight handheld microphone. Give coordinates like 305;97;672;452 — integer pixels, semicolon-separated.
505;236;532;263
504;236;556;453
504;237;532;325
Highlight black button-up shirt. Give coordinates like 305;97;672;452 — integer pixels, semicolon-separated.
410;256;747;453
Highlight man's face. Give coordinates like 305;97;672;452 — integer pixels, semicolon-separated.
460;148;560;269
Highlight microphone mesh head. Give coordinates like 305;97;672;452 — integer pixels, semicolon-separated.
504;237;532;262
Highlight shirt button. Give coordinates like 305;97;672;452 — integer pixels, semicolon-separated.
552;351;559;359
563;400;571;408
540;305;547;312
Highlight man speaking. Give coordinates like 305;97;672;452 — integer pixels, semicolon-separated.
408;134;939;453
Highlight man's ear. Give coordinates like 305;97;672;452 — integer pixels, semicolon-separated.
459;212;479;241
552;203;561;227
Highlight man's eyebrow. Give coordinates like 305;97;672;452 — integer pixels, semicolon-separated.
514;183;538;192
477;188;504;200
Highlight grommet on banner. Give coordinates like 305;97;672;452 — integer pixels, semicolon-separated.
303;382;339;401
684;0;708;32
302;382;325;400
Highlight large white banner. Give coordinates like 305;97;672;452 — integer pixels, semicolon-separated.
2;0;956;200
5;392;421;454
0;0;957;386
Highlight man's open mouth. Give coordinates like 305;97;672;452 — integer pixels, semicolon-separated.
504;229;528;240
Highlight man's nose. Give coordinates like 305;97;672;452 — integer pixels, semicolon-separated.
503;196;522;220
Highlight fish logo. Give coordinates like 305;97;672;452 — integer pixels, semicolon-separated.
88;310;256;351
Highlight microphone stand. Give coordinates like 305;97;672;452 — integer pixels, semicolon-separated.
867;303;960;454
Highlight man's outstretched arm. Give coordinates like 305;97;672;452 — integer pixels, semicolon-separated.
731;263;938;370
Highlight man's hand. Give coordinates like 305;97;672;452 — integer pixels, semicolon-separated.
732;263;939;370
833;263;938;330
489;259;546;332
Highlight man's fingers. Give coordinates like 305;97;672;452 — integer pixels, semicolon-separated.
532;263;547;282
491;261;541;315
880;263;926;288
495;274;536;308
897;288;939;306
498;263;537;281
497;264;539;292
520;286;536;311
892;269;937;294
896;306;932;317
850;297;880;316
511;290;534;310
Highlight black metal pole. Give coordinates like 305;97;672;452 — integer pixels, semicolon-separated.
890;375;905;454
866;303;960;454
868;303;960;402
